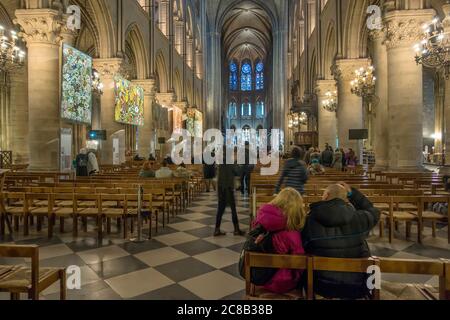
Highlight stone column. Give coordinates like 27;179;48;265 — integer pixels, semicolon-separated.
93;58;124;165
15;9;71;171
384;9;434;171
370;29;389;170
133;79;156;158
316;79;338;150
434;76;444;164
440;4;450;169
9;68;29;164
155;92;176;156
333;58;371;161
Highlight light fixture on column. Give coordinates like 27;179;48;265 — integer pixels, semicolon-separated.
288;111;308;130
414;16;450;78
350;65;376;99
92;69;104;95
0;24;26;72
322;90;338;113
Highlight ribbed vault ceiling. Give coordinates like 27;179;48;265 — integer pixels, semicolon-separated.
222;1;272;62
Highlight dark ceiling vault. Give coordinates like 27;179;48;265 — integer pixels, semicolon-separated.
221;1;273;62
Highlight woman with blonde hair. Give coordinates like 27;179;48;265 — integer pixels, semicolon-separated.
252;188;306;294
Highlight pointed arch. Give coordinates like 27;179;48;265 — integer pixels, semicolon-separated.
155;51;168;93
125;23;149;79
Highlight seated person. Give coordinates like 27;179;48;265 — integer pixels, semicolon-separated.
308;159;325;176
155;160;173;179
174;163;193;179
302;183;380;300
253;188;306;294
139;161;155;178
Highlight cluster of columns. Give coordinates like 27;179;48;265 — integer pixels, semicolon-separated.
317;8;435;171
9;0;203;170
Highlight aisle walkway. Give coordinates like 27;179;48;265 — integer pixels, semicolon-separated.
0;191;449;300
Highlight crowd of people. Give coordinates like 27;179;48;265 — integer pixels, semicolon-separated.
249;145;379;299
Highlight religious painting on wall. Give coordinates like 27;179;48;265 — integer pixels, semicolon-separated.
114;76;144;126
194;110;203;138
173;106;183;135
186;108;196;137
61;44;93;124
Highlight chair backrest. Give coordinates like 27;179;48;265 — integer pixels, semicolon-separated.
379;257;449;300
309;256;380;300
244;252;308;298
0;245;39;298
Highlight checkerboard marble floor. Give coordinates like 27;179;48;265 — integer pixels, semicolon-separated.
0;192;449;300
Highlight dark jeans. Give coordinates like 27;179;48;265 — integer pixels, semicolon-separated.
240;165;254;194
216;187;239;229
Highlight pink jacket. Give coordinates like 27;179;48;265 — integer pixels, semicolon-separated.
253;204;305;294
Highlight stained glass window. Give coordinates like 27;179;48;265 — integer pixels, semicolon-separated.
229;62;238;91
241;101;252;117
228;102;237;119
256;101;265;118
241;62;252;91
256;62;264;90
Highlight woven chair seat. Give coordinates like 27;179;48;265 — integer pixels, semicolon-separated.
0;266;60;291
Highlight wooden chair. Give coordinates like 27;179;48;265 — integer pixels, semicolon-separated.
0;245;66;300
385;197;421;243
51;193;75;235
379;257;450;300
73;194;101;238
416;196;449;243
244;252;307;300
2;192;26;234
100;194;126;235
25;193;52;238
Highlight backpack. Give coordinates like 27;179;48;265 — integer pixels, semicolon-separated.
238;225;278;286
76;153;89;168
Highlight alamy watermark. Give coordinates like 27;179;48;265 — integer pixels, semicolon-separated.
367;5;383;31
171;129;281;176
67;5;81;31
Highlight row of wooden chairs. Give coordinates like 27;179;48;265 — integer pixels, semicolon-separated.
244;252;450;300
0;190;170;240
251;193;450;244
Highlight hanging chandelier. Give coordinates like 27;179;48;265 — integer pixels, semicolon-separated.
92;69;104;94
322;90;338;113
350;65;376;99
414;16;450;78
288;111;308;129
0;24;26;73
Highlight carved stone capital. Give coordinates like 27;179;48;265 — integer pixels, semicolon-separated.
315;79;337;96
155;92;176;107
14;9;69;46
173;101;189;112
332;58;372;82
93;58;125;79
384;9;435;50
132;79;157;97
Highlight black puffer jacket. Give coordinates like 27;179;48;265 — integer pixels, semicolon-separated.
301;188;380;299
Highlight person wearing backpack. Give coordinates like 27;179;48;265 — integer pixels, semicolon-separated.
251;188;306;294
75;149;90;177
275;147;308;195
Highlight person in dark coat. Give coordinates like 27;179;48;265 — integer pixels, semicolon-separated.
215;148;244;237
275;147;308;195
301;183;380;299
203;152;217;192
239;143;255;195
321;146;334;167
